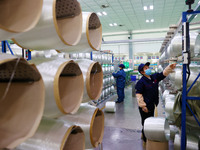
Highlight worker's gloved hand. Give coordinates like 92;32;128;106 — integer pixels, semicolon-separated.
142;107;148;113
169;63;176;69
136;94;146;108
163;63;176;76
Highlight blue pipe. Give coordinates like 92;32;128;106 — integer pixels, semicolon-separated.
187;96;200;100
187;73;200;94
181;64;187;150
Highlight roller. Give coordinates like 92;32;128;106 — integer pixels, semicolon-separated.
110;86;115;93
144;117;170;142
97;54;102;63
13;0;82;50
102;67;106;74
168;32;200;58
0;0;43;41
159;51;166;64
169;125;179;141
75;59;103;102
110;76;115;84
78;53;86;59
59;103;104;149
0;54;45;149
37;59;84;118
15;117;85;150
165;99;175;122
105;101;116;113
85;53;91;59
103;78;106;87
111;66;114;72
169;66;200;96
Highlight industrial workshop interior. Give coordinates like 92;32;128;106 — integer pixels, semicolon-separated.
1;0;200;150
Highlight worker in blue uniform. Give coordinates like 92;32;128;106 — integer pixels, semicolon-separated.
135;62;176;143
112;64;126;103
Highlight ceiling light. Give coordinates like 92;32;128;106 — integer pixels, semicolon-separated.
144;6;147;10
97;12;102;16
109;23;113;26
151;19;154;22
150;5;154;10
146;19;149;23
113;23;117;26
102;11;107;15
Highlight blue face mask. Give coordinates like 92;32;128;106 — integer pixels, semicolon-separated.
145;69;151;75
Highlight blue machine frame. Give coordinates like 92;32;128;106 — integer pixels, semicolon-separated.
181;10;200;150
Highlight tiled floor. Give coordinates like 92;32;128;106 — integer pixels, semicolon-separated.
93;86;173;150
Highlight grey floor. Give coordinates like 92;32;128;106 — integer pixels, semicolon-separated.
94;86;172;150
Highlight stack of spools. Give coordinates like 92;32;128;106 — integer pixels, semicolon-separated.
158;30;200;150
0;0;105;149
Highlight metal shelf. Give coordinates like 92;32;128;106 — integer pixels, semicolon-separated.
181;10;200;150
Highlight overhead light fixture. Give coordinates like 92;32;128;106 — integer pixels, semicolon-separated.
97;12;102;16
144;6;147;10
146;19;149;23
102;11;107;15
109;23;113;26
150;5;154;10
113;23;117;26
151;19;154;22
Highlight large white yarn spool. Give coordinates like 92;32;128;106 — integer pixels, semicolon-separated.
105;101;116;113
0;54;45;149
13;0;82;50
144;117;170;142
0;0;43;41
174;133;199;150
37;59;84;118
168;33;200;58
60;12;102;52
59;103;104;149
75;59;103;102
15;117;85;150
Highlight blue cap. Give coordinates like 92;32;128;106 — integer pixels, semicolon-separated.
119;64;125;68
138;62;150;73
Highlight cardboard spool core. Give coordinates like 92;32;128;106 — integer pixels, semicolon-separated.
88;62;103;100
63;127;85;150
59;62;83;113
0;59;44;148
0;0;43;32
91;109;104;147
88;13;102;50
56;0;82;45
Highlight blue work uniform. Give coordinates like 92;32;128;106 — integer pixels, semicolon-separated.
135;72;166;142
112;69;126;102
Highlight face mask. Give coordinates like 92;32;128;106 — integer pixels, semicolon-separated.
145;69;151;75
